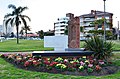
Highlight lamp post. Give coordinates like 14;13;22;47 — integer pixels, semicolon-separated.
103;0;106;41
117;21;119;40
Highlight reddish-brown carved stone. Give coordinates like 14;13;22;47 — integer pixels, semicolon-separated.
66;13;80;48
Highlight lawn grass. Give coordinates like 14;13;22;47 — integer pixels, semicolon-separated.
112;40;120;51
0;39;53;52
80;40;120;51
0;39;120;52
0;53;120;79
0;39;120;78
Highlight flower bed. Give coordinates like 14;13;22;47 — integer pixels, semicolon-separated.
0;53;120;76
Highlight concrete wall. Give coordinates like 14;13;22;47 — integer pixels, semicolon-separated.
44;35;68;51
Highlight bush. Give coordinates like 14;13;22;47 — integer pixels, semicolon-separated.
84;36;114;61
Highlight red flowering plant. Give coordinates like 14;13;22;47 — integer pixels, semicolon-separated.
95;65;102;71
32;56;41;66
49;62;58;67
24;61;31;67
67;63;76;71
1;54;14;62
42;58;51;66
0;53;112;73
65;58;78;71
70;57;80;68
99;59;109;67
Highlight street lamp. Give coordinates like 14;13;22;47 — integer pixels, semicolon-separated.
117;21;119;40
116;17;119;40
103;0;106;41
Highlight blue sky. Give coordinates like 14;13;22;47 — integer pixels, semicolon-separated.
0;0;120;32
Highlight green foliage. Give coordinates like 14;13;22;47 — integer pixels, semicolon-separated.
64;26;68;35
84;36;114;60
55;57;63;62
1;53;120;79
87;68;93;73
78;66;84;71
90;18;111;27
88;30;112;35
37;30;44;39
4;4;31;44
20;26;31;39
88;30;113;40
44;30;54;36
80;26;84;32
88;30;104;35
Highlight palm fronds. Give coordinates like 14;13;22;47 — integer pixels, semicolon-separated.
84;36;114;60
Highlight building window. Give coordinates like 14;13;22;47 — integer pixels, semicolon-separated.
60;33;64;35
61;25;65;27
60;29;65;31
60;21;66;24
98;25;102;28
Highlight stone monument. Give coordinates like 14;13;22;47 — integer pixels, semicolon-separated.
44;13;80;51
66;13;80;48
33;13;94;56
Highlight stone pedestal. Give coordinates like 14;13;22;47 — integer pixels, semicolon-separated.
66;13;80;48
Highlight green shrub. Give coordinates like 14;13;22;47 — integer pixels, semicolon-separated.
87;68;93;73
84;36;114;61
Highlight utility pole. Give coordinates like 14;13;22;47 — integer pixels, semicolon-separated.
103;0;106;42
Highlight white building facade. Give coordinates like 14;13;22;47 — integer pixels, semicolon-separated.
0;20;14;36
54;17;69;36
80;10;113;32
0;25;4;36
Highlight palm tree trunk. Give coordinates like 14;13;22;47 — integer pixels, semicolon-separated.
25;30;27;39
5;26;7;38
16;26;19;44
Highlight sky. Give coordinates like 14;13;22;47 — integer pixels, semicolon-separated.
0;0;120;32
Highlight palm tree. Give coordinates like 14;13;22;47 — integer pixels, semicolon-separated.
36;30;44;39
90;18;110;30
20;27;24;35
4;4;31;44
20;25;31;39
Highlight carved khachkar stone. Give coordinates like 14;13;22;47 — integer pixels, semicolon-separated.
66;13;80;48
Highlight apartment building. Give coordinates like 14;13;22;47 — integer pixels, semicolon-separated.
0;25;3;36
80;10;113;32
54;17;69;36
2;19;14;36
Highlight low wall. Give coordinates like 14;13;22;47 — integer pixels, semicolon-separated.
32;51;94;56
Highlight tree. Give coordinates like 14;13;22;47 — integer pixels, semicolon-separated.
88;30;113;40
36;30;44;39
20;27;24;35
64;26;68;35
80;26;84;32
4;4;31;44
10;32;15;38
90;18;111;30
20;25;31;39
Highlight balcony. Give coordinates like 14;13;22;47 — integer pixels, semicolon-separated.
55;23;68;27
55;27;65;30
83;18;95;22
55;31;65;34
